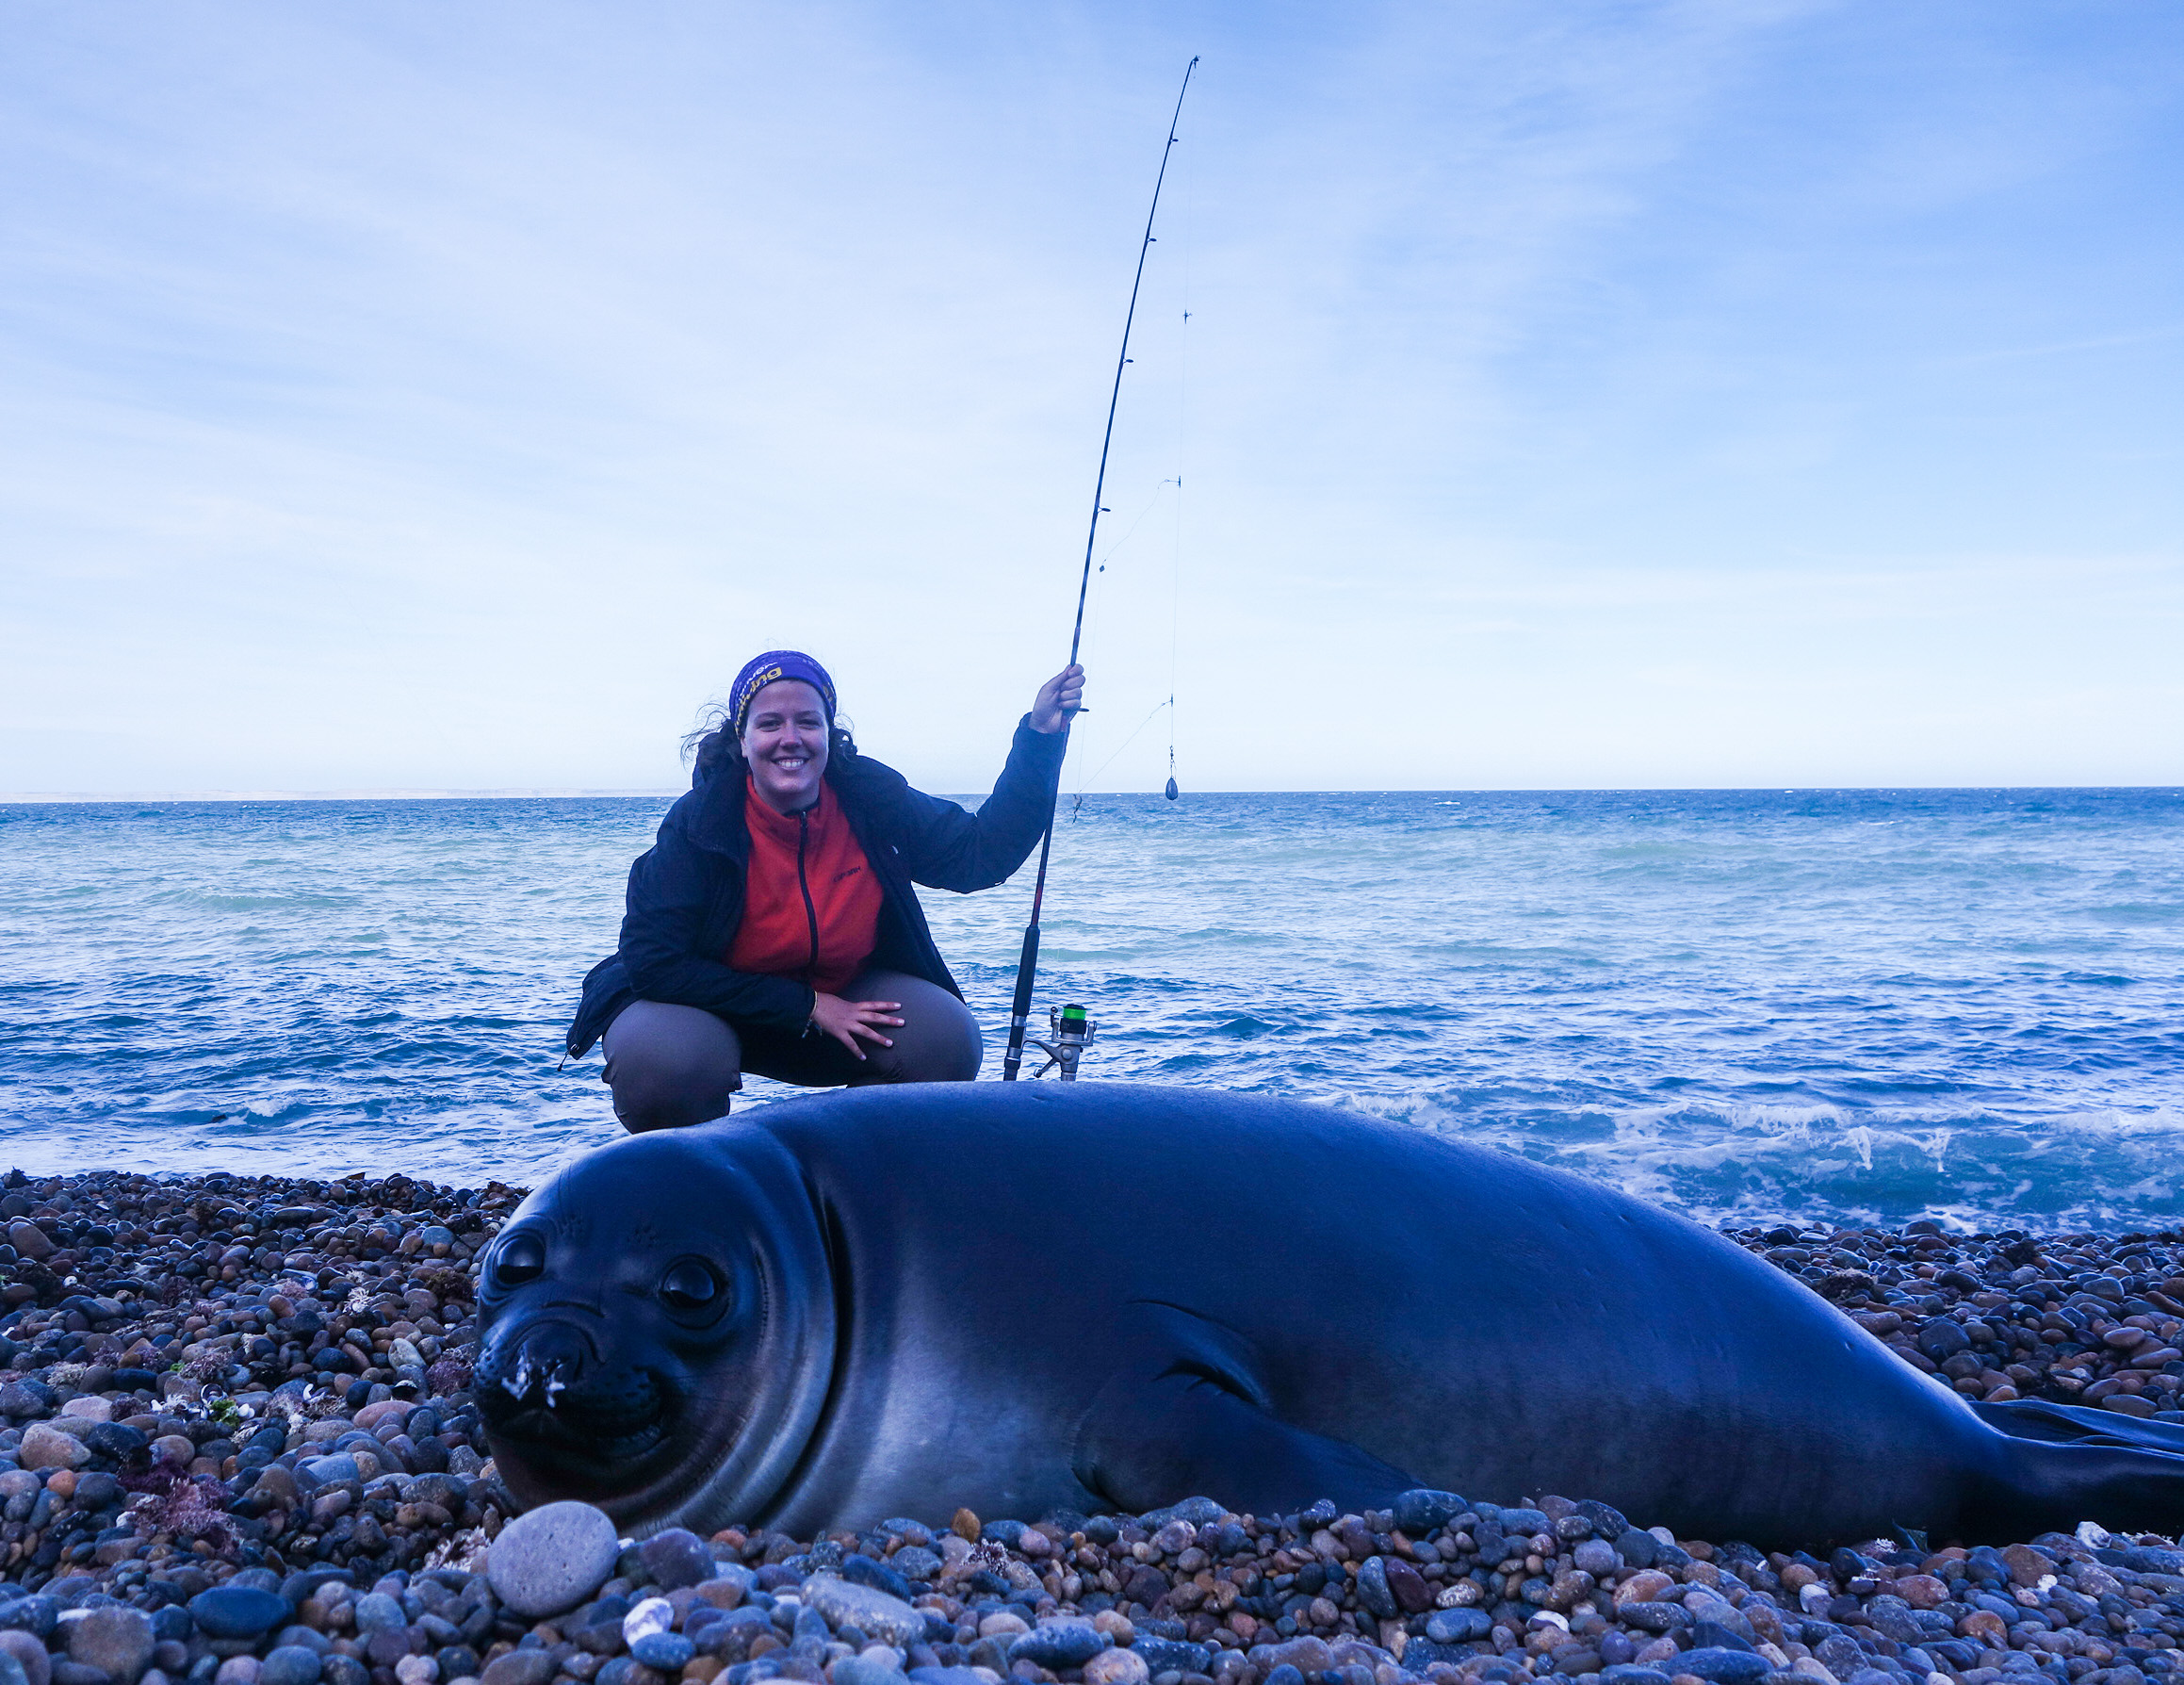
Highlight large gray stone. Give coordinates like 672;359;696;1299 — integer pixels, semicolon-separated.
17;1426;89;1472
800;1578;926;1648
69;1607;155;1685
486;1501;620;1618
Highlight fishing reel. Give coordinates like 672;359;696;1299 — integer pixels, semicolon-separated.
1025;1003;1098;1081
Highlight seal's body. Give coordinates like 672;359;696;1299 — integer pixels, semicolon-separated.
476;1083;2184;1545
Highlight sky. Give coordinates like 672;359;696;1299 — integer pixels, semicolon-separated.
3;1;2181;795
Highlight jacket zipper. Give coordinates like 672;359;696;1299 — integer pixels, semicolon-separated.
796;809;821;983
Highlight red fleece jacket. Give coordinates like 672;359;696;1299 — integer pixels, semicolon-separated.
725;779;884;995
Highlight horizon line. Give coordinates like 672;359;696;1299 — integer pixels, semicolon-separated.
5;783;2182;805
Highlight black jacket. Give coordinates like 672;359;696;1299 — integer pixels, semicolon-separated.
564;718;1066;1057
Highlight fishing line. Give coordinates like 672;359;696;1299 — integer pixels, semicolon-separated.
1165;123;1192;805
1002;56;1198;1085
1072;695;1175;810
1074;475;1179;688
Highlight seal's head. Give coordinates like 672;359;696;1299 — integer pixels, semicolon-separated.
474;1125;833;1535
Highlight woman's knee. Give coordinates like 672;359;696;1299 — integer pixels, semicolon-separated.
602;1002;743;1131
854;974;982;1084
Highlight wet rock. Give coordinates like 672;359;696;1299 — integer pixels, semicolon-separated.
67;1610;155;1685
2002;1543;2059;1586
478;1655;557;1685
828;1557;902;1607
1131;1635;1214;1677
1353;1556;1398;1621
19;1424;90;1471
1425;1610;1492;1644
487;1499;620;1616
1384;1556;1433;1614
0;1635;48;1685
1573;1538;1619;1577
1676;1646;1770;1684
635;1529;713;1591
188;1589;291;1642
8;1221;54;1260
0;1601;58;1644
802;1579;926;1648
626;1635;692;1673
1394;1490;1466;1536
1079;1650;1148;1685
621;1599;673;1645
1007;1620;1108;1670
890;1546;942;1582
256;1651;321;1685
834;1653;909;1685
350;1595;404;1634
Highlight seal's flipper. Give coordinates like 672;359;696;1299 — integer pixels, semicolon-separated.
1975;1399;2184;1456
1072;1302;1416;1515
1964;1399;2184;1539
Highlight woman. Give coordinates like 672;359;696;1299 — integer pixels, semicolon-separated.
564;649;1084;1131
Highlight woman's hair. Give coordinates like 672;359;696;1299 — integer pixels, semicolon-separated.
683;705;857;785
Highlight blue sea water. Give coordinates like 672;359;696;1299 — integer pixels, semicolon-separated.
1;788;2180;1231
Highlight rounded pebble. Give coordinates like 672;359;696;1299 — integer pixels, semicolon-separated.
257;1651;321;1685
627;1634;693;1672
1083;1649;1150;1685
67;1609;155;1685
1007;1619;1109;1670
803;1580;927;1648
0;1634;48;1685
620;1598;674;1645
187;1589;291;1643
486;1499;621;1617
635;1529;714;1591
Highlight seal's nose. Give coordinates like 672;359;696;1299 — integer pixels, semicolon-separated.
499;1321;595;1412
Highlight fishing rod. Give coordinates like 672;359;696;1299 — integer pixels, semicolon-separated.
1001;55;1198;1085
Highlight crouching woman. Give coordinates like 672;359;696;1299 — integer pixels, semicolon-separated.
564;649;1082;1131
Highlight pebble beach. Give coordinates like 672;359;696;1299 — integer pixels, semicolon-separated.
0;1172;2181;1685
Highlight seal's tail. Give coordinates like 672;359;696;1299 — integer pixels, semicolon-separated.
1974;1398;2184;1456
1966;1399;2184;1541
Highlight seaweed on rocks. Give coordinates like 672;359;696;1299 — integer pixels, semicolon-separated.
0;1170;2180;1685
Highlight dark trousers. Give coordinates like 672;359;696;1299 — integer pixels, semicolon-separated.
600;968;983;1132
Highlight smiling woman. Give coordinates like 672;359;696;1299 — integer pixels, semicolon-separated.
564;649;1084;1130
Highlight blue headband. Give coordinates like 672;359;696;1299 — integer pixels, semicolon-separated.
730;651;838;731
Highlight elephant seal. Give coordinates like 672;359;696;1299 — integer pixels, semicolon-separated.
476;1082;2184;1545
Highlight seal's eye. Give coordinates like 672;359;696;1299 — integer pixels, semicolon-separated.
493;1232;546;1287
660;1259;722;1314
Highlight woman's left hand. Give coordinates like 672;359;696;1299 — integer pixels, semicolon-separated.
1030;663;1086;734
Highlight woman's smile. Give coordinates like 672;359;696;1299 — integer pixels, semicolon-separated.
741;679;830;813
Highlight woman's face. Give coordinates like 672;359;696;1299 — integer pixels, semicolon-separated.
739;679;830;813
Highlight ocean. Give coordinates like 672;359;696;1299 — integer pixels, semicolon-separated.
2;787;2179;1231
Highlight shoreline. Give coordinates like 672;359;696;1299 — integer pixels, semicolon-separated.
0;1170;2176;1685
